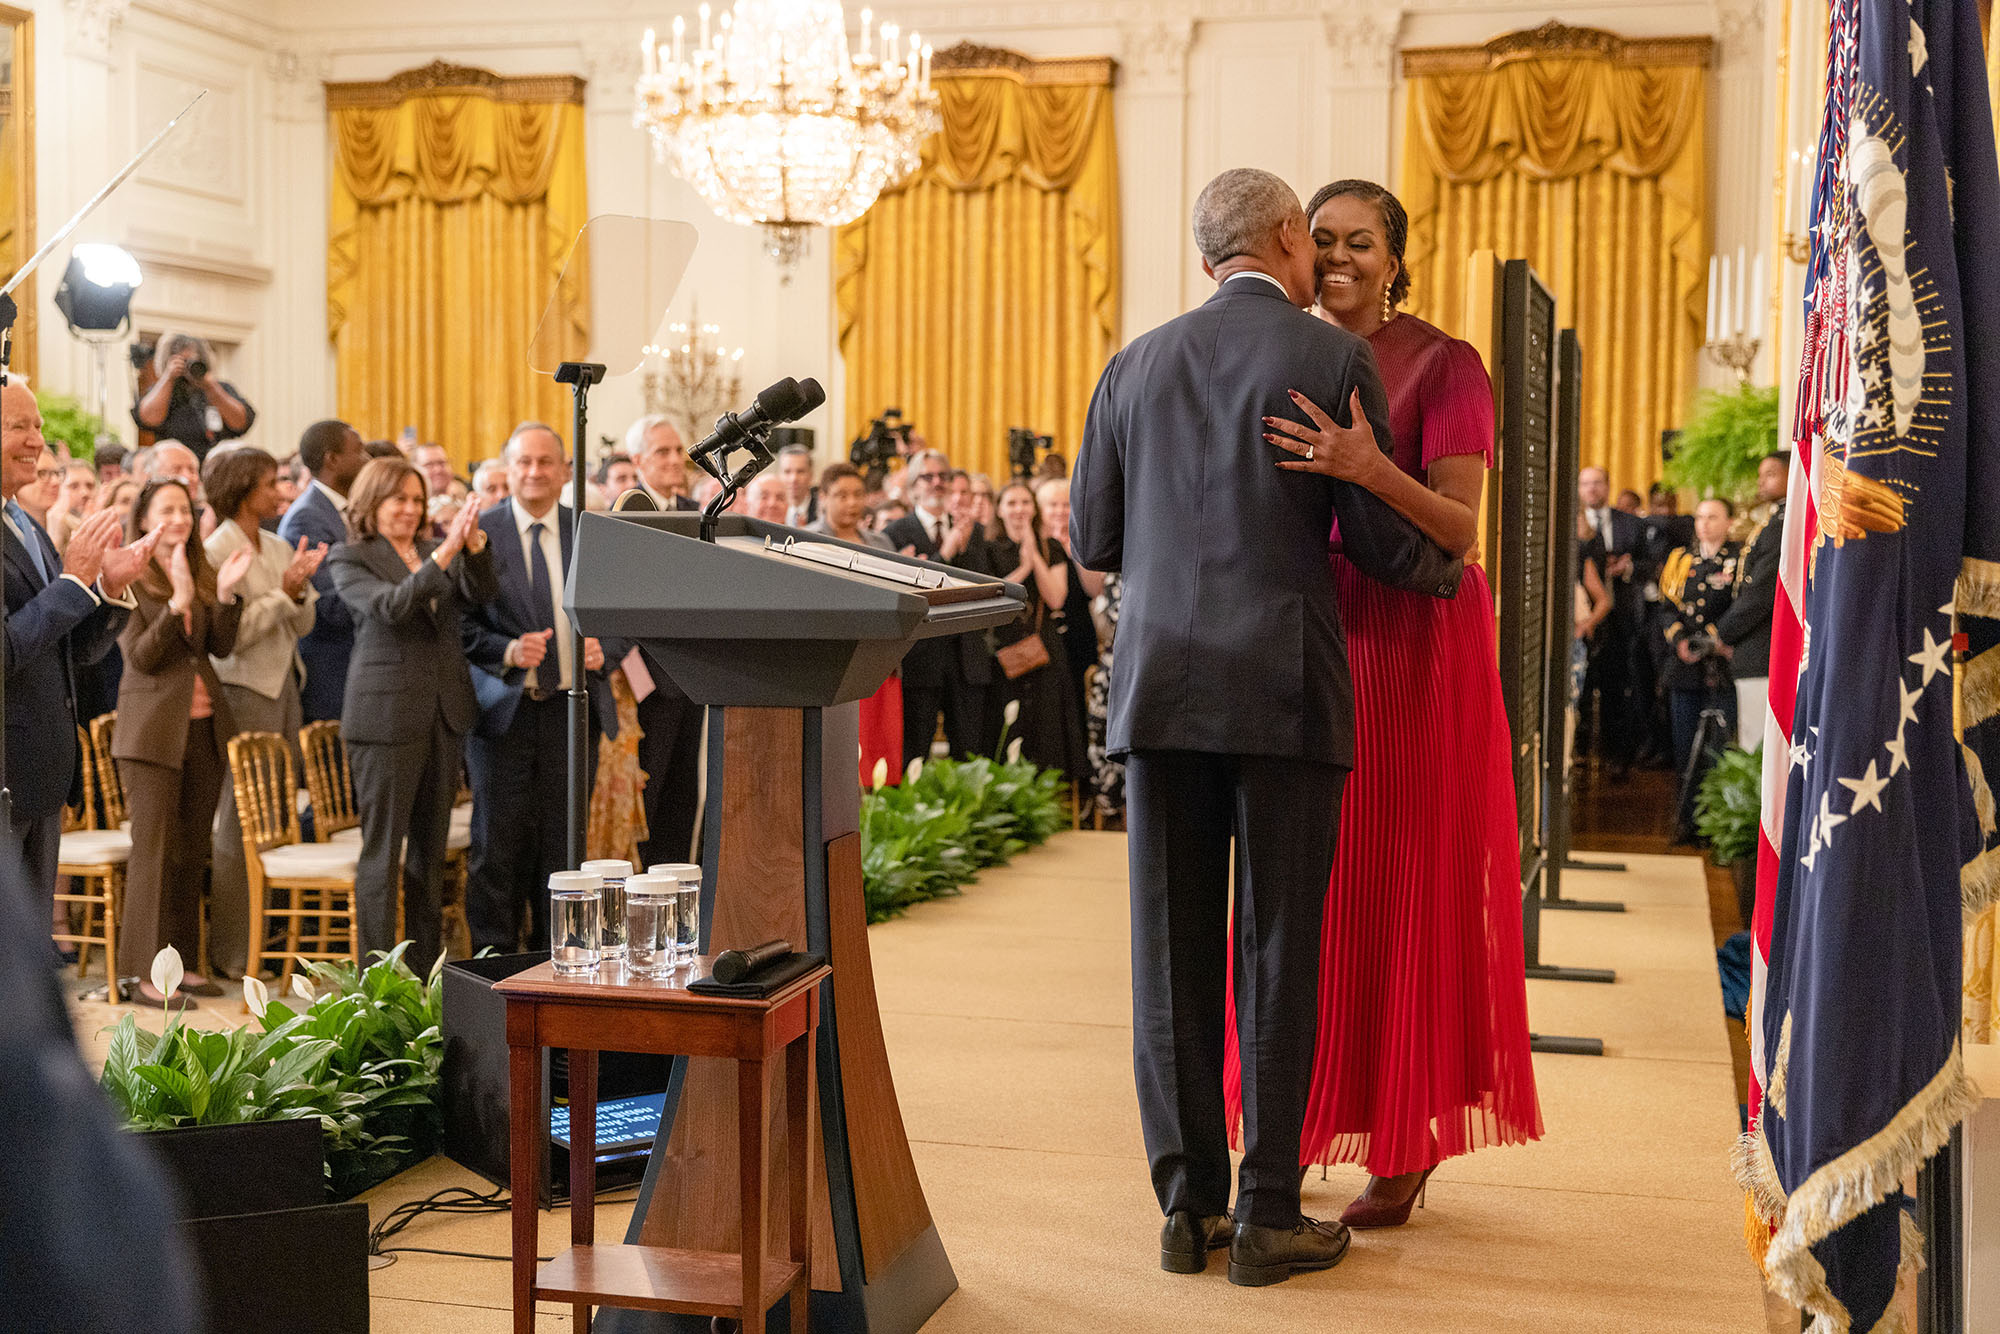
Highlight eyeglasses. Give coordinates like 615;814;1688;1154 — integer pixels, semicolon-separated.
35;467;64;482
917;470;948;483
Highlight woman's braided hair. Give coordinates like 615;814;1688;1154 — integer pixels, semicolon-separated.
1306;179;1411;308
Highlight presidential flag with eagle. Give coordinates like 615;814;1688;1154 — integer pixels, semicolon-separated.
1733;0;2000;1326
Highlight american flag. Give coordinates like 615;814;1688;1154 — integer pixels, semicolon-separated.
1737;0;2000;1325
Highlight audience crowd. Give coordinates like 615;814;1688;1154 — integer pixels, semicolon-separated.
7;380;1125;1000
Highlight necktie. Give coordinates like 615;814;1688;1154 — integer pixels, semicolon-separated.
528;521;555;693
9;501;51;585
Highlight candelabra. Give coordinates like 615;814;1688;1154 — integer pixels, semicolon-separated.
642;305;746;443
1704;334;1762;383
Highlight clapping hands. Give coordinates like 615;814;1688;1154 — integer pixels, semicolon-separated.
215;546;256;604
433;498;485;568
281;536;329;598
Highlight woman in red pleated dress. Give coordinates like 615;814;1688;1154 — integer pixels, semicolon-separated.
1222;179;1542;1228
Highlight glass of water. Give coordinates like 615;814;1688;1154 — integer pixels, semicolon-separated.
580;859;633;961
624;873;678;978
549;871;602;975
650;863;702;965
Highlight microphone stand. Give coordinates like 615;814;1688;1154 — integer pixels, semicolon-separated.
554;360;604;870
691;427;778;544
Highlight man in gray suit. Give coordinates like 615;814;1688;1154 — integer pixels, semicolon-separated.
1070;168;1462;1287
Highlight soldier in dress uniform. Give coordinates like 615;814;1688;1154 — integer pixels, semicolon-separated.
1660;496;1743;773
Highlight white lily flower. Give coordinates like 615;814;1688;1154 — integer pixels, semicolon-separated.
290;973;318;1004
1003;699;1020;727
242;974;269;1019
151;945;184;1001
905;757;924;784
871;757;889;789
1007;737;1024;764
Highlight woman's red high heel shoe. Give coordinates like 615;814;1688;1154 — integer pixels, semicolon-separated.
1338;1166;1436;1229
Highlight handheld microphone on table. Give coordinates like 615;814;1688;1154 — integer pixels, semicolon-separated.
711;938;794;985
688;377;826;470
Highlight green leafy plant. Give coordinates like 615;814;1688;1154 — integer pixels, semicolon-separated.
1664;383;1780;508
100;945;446;1199
34;389;105;462
859;744;1068;923
1695;744;1764;865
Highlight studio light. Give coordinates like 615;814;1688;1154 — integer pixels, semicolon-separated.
53;242;143;334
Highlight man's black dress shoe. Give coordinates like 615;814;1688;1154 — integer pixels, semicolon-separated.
1227;1215;1351;1286
1159;1210;1234;1273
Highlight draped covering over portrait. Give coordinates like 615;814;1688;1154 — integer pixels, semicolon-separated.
1400;25;1711;492
837;46;1119;483
327;64;589;471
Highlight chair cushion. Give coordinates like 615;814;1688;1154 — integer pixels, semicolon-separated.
447;823;470;851
259;842;361;879
59;830;132;865
450;803;472;829
328;827;363;845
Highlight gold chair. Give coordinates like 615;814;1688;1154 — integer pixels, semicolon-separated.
56;723;130;981
87;711;127;832
228;731;361;982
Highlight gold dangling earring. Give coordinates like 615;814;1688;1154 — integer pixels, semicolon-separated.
1381;288;1394;325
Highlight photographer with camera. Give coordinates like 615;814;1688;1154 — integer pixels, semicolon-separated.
133;333;255;462
1658;496;1740;774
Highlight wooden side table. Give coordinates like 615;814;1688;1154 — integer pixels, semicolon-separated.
494;958;828;1334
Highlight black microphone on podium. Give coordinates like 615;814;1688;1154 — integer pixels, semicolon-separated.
688;376;826;467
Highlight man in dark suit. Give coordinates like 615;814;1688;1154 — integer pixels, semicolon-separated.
1718;451;1791;749
1577;464;1647;775
2;378;153;910
621;414;707;868
883;453;993;762
279;420;366;722
460;424;624;951
1070;169;1461;1288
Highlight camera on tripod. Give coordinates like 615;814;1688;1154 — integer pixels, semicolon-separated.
1008;427;1053;480
849;407;912;486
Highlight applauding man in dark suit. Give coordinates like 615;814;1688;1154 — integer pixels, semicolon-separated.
279;419;366;723
460;424;623;951
2;378;156;910
1070;169;1462;1287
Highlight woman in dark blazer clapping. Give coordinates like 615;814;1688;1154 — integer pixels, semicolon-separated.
114;478;255;1006
328;457;498;973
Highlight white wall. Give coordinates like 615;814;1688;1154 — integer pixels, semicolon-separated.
21;0;1795;468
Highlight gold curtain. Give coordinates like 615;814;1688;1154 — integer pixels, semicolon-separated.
836;49;1119;482
1966;11;2000;1044
1400;27;1711;492
327;67;589;471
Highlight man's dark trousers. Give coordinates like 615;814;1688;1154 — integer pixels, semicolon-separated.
1123;748;1345;1230
635;677;703;868
466;693;598;952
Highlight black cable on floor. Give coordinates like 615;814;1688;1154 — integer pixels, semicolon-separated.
368;1181;642;1263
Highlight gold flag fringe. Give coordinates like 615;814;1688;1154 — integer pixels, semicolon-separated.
1963;646;2000;732
1736;1043;1974;1333
1957;556;2000;619
1965;742;1998;834
1770;1012;1795;1119
1965;843;2000;916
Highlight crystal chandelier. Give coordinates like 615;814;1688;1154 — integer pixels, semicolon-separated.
642;304;747;441
634;0;941;274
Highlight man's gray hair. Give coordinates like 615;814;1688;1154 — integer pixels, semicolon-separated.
777;443;812;461
502;420;563;464
624;413;679;456
472;459;506;486
1191;168;1303;267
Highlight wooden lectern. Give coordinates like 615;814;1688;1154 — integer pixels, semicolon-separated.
569;511;1025;1334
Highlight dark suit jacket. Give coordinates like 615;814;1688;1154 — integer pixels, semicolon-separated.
882;513;995;686
1718;501;1784;679
111;588;242;767
3;515;128;818
328;536;500;745
1069;277;1462;767
1589;507;1647;629
278;484;355;721
460;499;624;741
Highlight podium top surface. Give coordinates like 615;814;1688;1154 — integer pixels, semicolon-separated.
494;957;829;1013
567;511;1025;644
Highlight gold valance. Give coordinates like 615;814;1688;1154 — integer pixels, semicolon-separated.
836;44;1119;480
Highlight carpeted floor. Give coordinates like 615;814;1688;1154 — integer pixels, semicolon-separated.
67;830;1770;1331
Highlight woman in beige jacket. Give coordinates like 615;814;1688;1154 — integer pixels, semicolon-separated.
201;446;326;978
114;479;253;1006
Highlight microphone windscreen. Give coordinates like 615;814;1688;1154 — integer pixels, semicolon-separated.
795;377;827;413
754;377;808;422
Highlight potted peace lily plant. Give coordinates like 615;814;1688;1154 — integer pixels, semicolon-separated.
1695;744;1763;927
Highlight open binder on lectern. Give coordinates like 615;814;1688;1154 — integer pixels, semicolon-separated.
569;510;1025;706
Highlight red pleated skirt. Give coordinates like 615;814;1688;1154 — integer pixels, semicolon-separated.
1223;558;1543;1176
859;675;904;787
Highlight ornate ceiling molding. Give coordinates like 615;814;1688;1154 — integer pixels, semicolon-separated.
1401;19;1714;75
324;60;587;108
64;0;132;65
928;41;1117;84
1323;6;1403;84
1117;19;1193;91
